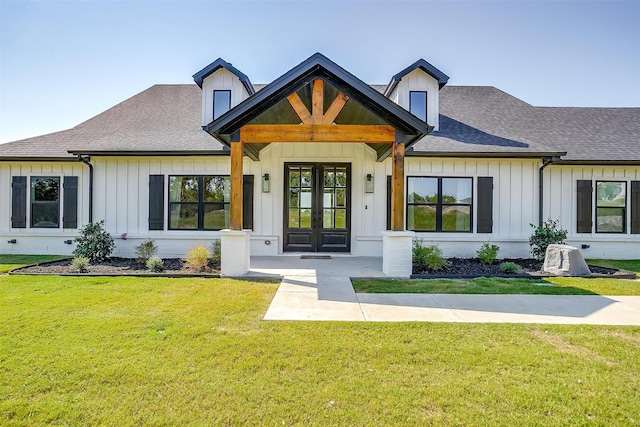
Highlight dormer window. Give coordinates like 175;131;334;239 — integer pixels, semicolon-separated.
410;91;427;122
213;90;231;120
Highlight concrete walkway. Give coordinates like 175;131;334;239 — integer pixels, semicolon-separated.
256;256;640;325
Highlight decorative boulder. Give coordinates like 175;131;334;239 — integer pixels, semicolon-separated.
543;244;591;276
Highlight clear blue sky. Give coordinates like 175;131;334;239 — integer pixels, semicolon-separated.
1;0;639;143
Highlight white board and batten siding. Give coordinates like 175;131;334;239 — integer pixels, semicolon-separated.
0;162;88;255
544;165;640;259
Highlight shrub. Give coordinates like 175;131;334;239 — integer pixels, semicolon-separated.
135;239;158;264
413;240;451;271
73;220;115;262
500;261;520;274
70;257;90;273
210;239;221;263
477;243;499;265
185;245;210;271
146;256;164;272
529;219;568;261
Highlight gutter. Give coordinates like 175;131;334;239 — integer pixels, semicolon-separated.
538;156;561;226
77;155;93;223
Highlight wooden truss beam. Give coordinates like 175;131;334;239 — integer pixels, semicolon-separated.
285;79;350;125
239;124;396;144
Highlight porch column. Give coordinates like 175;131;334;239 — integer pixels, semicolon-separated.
383;136;413;278
221;139;250;276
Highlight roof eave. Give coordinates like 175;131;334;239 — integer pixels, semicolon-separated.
192;58;255;95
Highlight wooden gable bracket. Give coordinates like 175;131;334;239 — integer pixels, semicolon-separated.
286;79;350;126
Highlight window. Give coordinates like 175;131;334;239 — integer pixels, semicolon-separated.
31;177;60;228
407;177;472;232
168;175;230;230
596;181;626;233
410;91;427;121
213;90;231;120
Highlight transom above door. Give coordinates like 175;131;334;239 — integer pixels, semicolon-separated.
284;163;351;252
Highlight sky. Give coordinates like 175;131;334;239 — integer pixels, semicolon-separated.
0;0;639;143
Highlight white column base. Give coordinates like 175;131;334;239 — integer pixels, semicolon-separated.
220;230;250;276
382;231;415;278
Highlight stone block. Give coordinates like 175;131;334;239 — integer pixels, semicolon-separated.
220;230;250;276
382;231;414;278
543;244;591;276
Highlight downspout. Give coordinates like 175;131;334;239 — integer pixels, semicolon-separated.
77;155;93;223
538;157;557;226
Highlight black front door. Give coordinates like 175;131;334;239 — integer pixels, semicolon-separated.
283;163;351;252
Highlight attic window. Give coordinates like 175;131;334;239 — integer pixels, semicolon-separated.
213;90;231;120
410;91;427;122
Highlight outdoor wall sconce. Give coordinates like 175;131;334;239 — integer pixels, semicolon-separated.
64;240;73;245
262;173;270;193
365;173;374;193
7;239;17;244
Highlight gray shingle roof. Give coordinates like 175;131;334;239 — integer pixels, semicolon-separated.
1;84;638;162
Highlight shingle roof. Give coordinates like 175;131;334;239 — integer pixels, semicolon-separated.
1;83;638;162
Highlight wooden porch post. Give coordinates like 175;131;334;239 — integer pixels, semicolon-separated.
390;138;405;231
230;139;244;230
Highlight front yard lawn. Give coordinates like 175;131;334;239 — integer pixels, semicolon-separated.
0;254;69;274
1;273;639;426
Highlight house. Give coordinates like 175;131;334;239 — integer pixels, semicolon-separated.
1;53;638;276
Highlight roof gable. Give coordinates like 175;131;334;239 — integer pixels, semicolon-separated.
204;53;430;145
192;58;255;95
384;59;450;97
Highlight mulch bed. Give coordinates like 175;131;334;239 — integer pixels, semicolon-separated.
413;257;620;277
12;257;221;276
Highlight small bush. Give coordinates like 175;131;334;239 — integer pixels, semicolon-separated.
210;239;221;263
135;239;158;264
529;219;568;261
413;240;451;271
146;256;164;272
185;245;210;271
500;262;520;274
477;243;499;265
70;257;90;273
73;220;115;262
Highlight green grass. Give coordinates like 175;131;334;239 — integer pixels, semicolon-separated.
0;254;70;274
587;258;640;274
0;274;639;426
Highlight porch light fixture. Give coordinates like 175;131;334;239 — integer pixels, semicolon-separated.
262;173;270;193
365;173;374;193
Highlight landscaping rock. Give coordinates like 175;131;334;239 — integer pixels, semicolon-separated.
543;244;591;276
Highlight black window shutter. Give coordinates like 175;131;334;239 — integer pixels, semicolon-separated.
576;180;593;233
476;177;493;233
11;176;27;228
62;176;78;228
631;181;640;234
148;175;165;230
242;175;254;230
386;176;391;231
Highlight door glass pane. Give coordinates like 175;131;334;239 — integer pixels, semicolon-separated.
323;209;334;228
300;209;312;228
300;189;312;208
289;170;300;187
442;206;471;231
335;189;346;208
324;170;335;187
335;169;347;187
408;177;437;203
442;178;472;204
288;209;299;228
289;189;299;207
323;190;334;208
335;209;346;229
596;182;626;207
301;169;312;187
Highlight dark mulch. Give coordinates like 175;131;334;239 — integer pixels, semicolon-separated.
413;258;619;276
13;257;220;276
